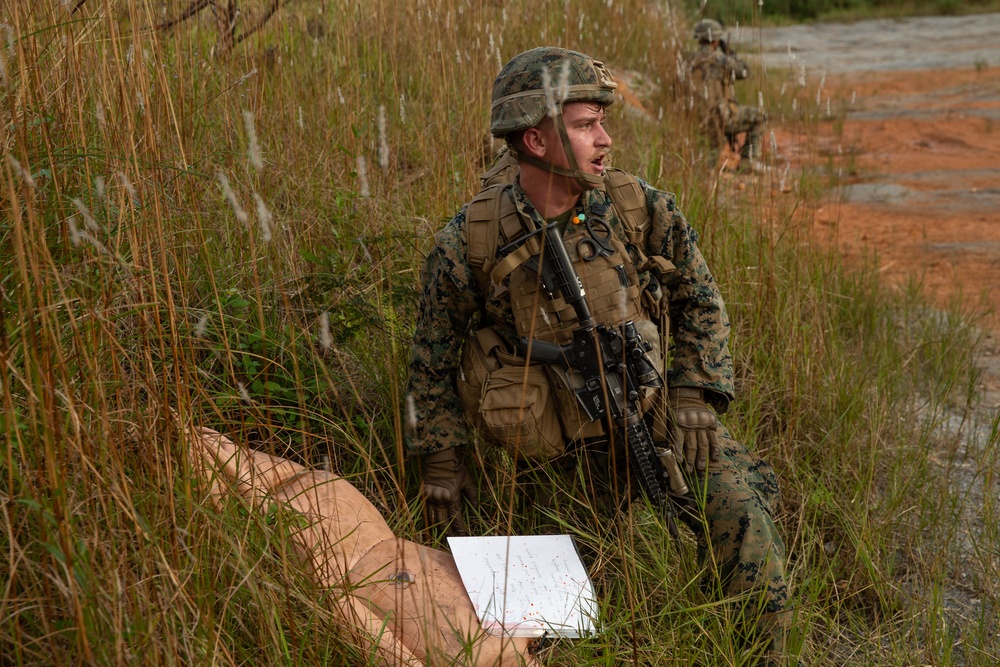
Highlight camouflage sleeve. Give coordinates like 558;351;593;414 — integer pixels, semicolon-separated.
641;181;735;410
404;209;482;455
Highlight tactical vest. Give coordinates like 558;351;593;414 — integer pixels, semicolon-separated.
457;151;675;451
466;149;662;327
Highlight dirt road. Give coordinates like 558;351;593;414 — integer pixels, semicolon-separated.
758;14;1000;399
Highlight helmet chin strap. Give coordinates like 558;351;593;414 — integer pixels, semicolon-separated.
516;107;604;191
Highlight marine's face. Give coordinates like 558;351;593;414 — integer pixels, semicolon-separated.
539;101;612;182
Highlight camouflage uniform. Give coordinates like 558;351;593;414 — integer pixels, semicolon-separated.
688;43;766;161
407;44;790;662
406;176;790;657
407;177;733;453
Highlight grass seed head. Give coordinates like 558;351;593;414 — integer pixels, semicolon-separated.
217;171;248;226
72;198;99;232
378;105;389;170
319;312;332;351
68;215;82;246
243;110;264;171
357;155;370;198
254;194;272;242
194;313;209;339
118;171;137;202
542;67;558;118
357;238;373;264
5;154;35;188
779;162;791;192
406;394;418;431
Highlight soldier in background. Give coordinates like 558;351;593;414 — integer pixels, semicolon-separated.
406;47;792;665
687;18;767;171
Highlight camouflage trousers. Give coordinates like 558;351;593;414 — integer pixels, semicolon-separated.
516;426;790;660
703;104;767;161
686;429;789;658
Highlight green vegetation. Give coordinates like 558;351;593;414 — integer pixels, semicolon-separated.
1;1;997;665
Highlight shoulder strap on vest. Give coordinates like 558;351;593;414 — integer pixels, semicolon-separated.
602;168;650;245
465;183;526;293
467;164;656;290
479;147;519;189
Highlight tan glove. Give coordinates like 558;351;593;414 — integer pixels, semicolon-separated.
669;386;720;474
423;448;479;537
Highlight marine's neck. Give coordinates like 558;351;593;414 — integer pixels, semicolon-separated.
517;162;581;220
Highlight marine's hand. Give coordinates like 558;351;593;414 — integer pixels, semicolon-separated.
423;448;479;536
669;387;720;474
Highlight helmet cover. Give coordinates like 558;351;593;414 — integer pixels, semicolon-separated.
490;46;617;137
693;18;725;43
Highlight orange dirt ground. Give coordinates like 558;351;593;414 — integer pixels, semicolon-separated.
771;66;1000;396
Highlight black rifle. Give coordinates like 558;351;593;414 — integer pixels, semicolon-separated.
517;220;689;539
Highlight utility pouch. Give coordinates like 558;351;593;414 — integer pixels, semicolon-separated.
458;328;566;461
480;364;565;460
457;327;505;433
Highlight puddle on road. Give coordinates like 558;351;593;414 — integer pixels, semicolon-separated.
751;15;1000;310
842;181;917;203
753;12;1000;73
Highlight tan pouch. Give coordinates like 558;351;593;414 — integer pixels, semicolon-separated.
479;364;565;461
457;328;505;432
458;328;565;460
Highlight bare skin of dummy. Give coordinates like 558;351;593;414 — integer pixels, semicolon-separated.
185;424;539;667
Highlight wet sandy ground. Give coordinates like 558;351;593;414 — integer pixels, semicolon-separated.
756;12;1000;73
752;18;1000;654
758;14;1000;402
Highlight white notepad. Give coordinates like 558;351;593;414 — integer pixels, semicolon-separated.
447;535;598;638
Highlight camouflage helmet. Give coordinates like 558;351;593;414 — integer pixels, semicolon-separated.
693;18;725;42
490;47;617;138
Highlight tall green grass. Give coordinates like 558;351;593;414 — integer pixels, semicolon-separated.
1;0;997;665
